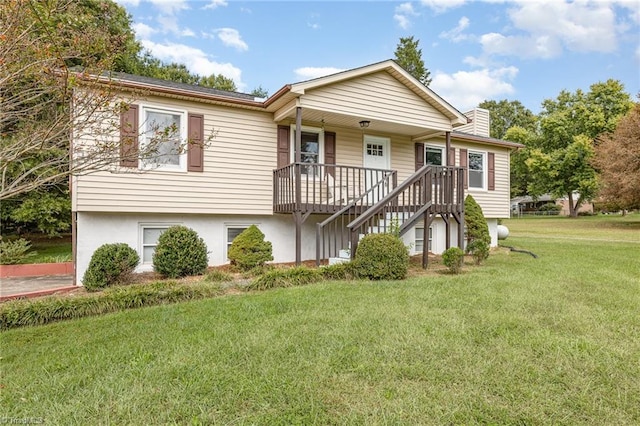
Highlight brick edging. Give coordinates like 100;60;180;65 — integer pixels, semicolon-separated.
0;262;74;278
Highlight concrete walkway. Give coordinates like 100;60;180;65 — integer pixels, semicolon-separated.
0;274;76;301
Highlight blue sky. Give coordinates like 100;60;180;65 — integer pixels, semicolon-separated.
116;0;639;112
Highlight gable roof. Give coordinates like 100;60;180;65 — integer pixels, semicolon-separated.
265;60;469;126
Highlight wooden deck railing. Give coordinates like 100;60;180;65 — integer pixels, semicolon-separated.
273;163;396;214
347;165;465;259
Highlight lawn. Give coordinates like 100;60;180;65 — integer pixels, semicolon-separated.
1;215;639;424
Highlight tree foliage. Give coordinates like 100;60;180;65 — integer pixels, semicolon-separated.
503;126;540;198
394;36;431;86
593;103;640;210
478;99;538;139
527;80;633;217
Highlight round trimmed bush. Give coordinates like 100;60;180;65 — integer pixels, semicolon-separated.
354;233;409;280
83;243;139;291
442;247;464;274
153;226;208;278
227;225;273;271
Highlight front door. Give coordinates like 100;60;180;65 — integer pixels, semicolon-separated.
363;135;391;203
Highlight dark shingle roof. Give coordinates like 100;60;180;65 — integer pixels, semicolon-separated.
105;71;256;102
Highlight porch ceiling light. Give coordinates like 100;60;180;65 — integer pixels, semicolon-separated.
359;120;370;128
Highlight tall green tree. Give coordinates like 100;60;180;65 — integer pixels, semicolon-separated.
478;99;538;139
528;80;633;217
394;36;431;86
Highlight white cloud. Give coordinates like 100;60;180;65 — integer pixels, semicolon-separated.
155;15;194;37
439;16;471;42
394;2;419;29
202;0;228;10
140;40;245;90
508;0;618;54
480;32;563;59
430;66;518;110
214;28;248;51
294;67;346;81
308;22;320;30
421;0;465;14
394;14;412;30
132;22;157;39
475;0;626;61
148;0;189;15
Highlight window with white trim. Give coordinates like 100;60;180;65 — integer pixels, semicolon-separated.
225;225;256;260
468;151;486;189
415;226;433;252
290;125;324;176
140;225;173;264
141;106;187;170
425;146;444;166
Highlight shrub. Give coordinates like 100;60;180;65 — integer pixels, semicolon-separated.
0;281;223;330
354;233;409;280
0;237;35;265
247;266;321;291
83;243;139;291
204;270;234;282
153;226;208;278
467;239;489;265
539;202;561;212
442;247;464;274
228;225;273;271
320;261;357;280
464;194;490;253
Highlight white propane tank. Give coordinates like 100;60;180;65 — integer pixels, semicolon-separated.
497;225;509;240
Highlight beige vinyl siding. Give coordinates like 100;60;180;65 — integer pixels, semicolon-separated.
325;127;416;182
75;95;277;214
455;142;511;218
300;72;452;131
458;109;490;137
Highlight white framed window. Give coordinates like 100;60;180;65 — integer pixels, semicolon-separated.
140;105;187;171
139;224;178;264
290;125;324;176
425;146;444;166
468;150;486;189
225;224;256;261
415;226;433;252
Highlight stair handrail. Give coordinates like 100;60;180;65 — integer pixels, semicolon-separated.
346;165;464;258
315;170;397;265
347;164;435;231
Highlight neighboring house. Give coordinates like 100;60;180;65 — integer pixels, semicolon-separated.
511;194;594;216
72;60;522;284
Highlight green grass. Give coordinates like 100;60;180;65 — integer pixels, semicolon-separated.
23;234;72;263
1;215;639;424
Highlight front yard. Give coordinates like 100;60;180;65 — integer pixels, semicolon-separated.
1;214;639;424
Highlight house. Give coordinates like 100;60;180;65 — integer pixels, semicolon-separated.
511;194;594;216
72;60;523;284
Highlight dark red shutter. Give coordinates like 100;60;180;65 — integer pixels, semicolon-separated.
488;152;495;191
324;131;336;176
187;113;204;172
120;104;138;168
415;143;424;171
277;125;290;168
448;147;455;166
459;148;468;189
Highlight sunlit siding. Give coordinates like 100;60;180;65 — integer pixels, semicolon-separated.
75;95;277;214
326;127;416;182
300;72;452;131
457;142;510;218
